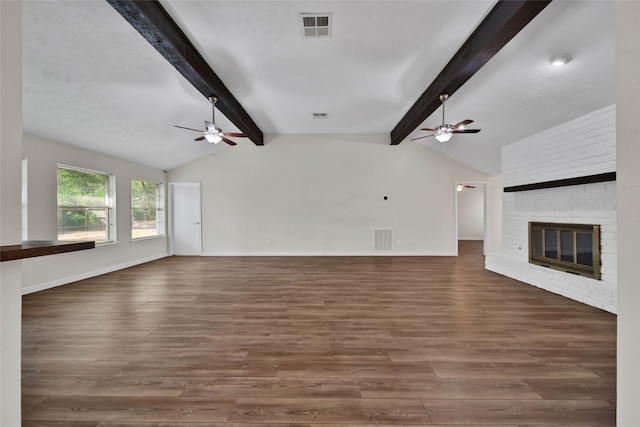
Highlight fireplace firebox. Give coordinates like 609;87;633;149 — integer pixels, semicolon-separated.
529;222;601;280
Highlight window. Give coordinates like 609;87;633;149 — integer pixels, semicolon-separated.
131;179;164;239
529;222;601;280
57;166;115;243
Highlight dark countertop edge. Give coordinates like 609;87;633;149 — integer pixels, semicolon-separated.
1;241;96;262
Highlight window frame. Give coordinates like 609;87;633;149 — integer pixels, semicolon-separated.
130;178;165;240
57;165;116;245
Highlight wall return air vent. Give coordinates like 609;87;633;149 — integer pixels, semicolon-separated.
301;13;332;38
374;229;393;252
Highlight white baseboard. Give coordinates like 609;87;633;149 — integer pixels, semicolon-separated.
21;253;169;295
200;251;457;257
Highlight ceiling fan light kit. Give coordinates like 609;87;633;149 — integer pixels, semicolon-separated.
550;53;572;67
410;94;481;143
204;134;222;144
435;131;453;143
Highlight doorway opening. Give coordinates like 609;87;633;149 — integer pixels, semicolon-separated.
455;181;487;255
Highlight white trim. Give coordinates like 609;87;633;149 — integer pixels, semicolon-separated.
130;235;166;243
21;253;169;295
95;240;118;247
200;251;457;257
458;237;485;241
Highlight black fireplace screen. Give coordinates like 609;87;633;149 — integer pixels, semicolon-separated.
529;222;601;280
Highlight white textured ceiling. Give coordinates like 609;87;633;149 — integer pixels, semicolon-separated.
23;1;614;174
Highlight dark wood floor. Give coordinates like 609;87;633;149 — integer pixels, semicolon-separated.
21;241;616;426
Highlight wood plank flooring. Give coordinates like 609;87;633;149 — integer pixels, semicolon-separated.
21;241;616;426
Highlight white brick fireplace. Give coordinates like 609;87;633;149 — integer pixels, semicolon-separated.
486;105;617;313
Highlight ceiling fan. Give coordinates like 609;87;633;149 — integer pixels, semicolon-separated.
457;184;476;191
174;96;247;146
411;94;481;143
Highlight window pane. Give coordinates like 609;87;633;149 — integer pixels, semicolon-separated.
561;230;574;262
576;232;593;266
532;229;543;257
57;167;112;242
58;207;108;241
545;229;558;259
131;179;163;239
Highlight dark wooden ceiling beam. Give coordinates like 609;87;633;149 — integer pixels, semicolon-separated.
106;0;263;145
390;0;552;145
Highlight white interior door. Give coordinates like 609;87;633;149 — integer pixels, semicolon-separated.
169;182;202;255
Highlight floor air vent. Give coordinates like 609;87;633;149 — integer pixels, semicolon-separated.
374;229;393;252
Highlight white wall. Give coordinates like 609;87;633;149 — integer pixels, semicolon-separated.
457;186;484;240
615;1;640;423
0;1;23;424
21;133;169;293
169;134;488;255
486;175;503;254
486;105;617;313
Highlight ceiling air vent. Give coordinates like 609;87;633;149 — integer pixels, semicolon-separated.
301;13;331;38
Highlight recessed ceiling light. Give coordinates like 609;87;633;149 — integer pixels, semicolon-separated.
550;53;572;67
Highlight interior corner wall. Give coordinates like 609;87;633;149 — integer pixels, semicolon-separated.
21;133;169;293
0;1;23;425
615;1;640;424
486;105;616;313
168;134;488;255
486;175;503;254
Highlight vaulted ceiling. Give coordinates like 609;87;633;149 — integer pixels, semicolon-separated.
23;1;614;175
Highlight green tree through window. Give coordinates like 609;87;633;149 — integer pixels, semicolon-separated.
57;166;113;242
131;179;164;239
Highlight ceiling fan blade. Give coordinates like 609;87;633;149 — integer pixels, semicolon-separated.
194;136;205;141
175;125;204;133
223;132;247;138
451;129;481;134
419;128;437;132
410;134;436;141
452;119;474;129
221;136;237;146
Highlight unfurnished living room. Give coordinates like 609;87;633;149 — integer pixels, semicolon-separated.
1;0;639;426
